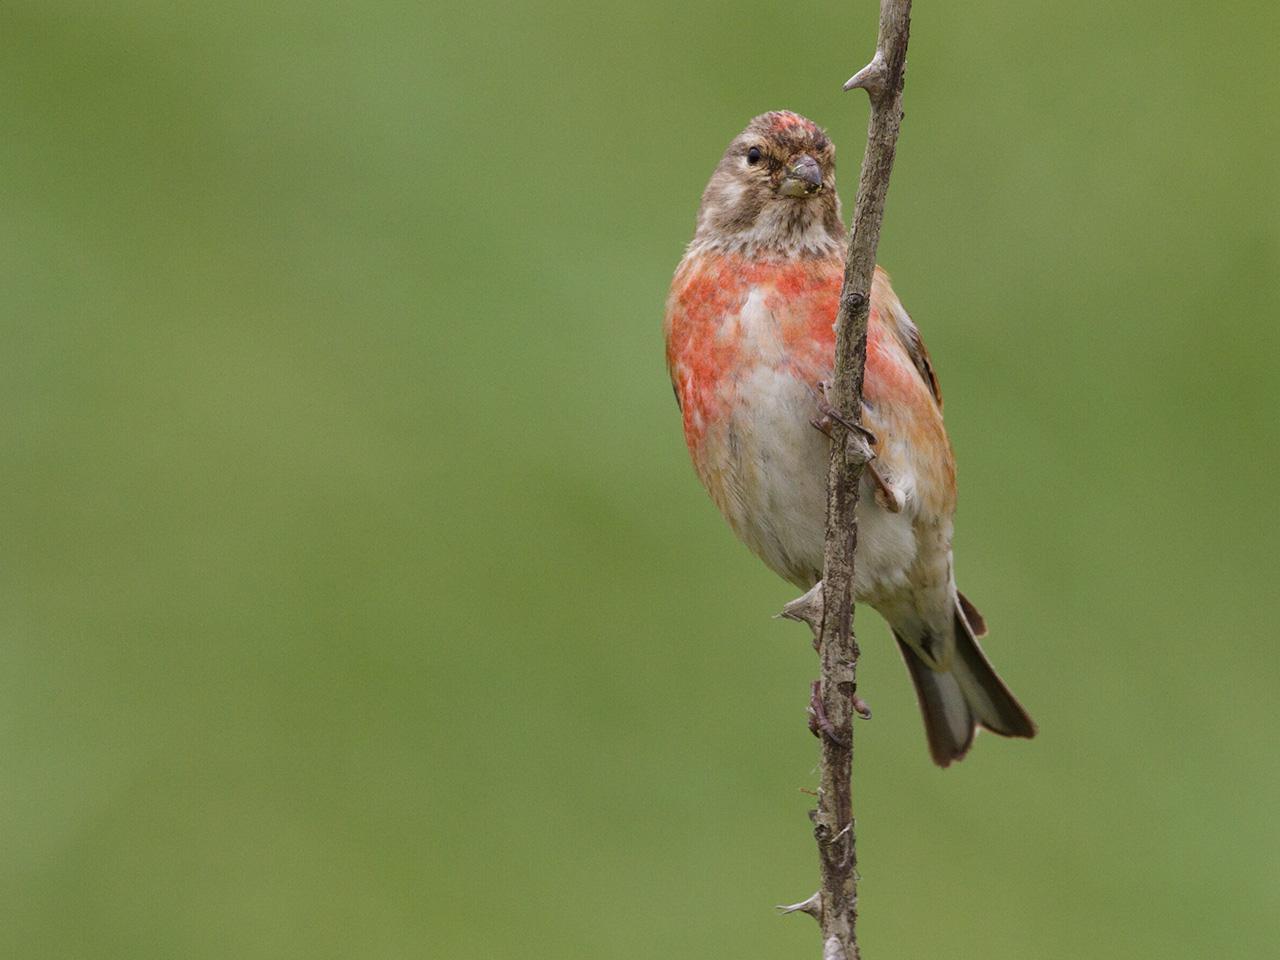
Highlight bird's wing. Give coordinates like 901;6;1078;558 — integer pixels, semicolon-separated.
901;322;943;408
871;267;943;409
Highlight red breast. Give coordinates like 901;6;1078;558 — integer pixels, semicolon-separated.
665;252;935;451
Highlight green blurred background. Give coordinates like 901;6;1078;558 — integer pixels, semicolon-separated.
4;1;1278;957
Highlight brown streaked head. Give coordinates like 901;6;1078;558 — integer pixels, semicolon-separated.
692;111;844;256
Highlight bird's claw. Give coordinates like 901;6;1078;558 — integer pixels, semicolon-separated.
810;380;878;447
851;694;873;720
808;680;872;742
808;680;849;746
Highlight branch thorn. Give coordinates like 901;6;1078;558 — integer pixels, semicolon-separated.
843;50;887;96
778;581;824;630
777;891;822;921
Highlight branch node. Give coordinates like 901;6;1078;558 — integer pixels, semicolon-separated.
841;290;868;313
842;50;887;96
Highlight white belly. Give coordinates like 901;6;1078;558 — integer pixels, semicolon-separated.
711;363;919;601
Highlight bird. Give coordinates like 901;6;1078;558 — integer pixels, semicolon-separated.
663;110;1035;766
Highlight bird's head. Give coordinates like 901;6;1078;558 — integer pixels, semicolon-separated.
692;111;844;257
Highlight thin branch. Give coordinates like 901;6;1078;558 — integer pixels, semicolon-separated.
780;2;913;958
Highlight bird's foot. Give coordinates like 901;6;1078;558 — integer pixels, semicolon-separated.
808;680;873;742
808;382;902;512
808;680;849;745
808;380;878;447
851;693;873;720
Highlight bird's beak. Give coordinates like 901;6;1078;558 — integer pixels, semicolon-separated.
779;154;823;197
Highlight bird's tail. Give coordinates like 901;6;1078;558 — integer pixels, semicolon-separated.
895;604;1036;767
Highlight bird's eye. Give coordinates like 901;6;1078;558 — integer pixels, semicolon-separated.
746;146;762;165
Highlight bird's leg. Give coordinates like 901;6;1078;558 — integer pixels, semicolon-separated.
868;464;903;514
809;381;902;513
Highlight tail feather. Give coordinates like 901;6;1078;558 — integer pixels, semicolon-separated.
956;590;987;637
896;635;975;766
950;608;1037;740
897;603;1036;767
